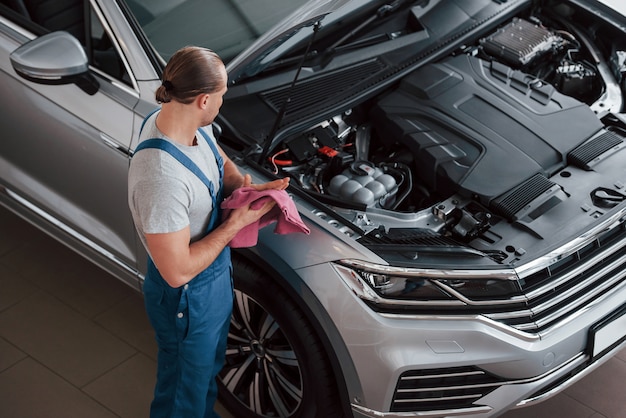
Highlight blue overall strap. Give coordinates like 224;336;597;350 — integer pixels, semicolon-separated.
134;138;222;232
137;108;223;188
134;110;225;231
134;138;217;198
197;128;225;200
198;128;224;175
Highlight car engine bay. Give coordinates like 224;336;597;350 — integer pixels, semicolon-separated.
222;0;626;265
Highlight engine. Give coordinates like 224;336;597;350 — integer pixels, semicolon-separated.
267;11;626;241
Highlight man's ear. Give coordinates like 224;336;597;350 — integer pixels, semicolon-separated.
196;93;210;109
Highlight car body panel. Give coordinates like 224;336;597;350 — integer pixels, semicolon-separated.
1;0;626;417
0;19;138;287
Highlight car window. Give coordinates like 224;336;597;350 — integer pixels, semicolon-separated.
87;4;132;85
0;0;131;86
125;0;308;62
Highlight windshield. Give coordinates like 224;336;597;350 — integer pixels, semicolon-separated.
125;0;309;62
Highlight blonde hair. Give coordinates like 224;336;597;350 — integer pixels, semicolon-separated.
156;46;225;104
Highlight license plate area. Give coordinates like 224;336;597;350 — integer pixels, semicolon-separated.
588;304;626;360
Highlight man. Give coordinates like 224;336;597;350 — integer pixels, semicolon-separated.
128;46;289;418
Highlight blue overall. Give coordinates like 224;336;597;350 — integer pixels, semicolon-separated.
134;114;232;418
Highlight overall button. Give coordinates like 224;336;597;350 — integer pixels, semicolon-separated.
177;312;184;319
183;284;189;290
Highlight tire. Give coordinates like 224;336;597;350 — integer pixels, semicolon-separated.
218;257;343;418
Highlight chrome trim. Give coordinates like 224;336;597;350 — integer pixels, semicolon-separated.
340;258;518;281
502;244;626;335
338;204;626;336
524;238;626;300
100;132;132;156
394;394;481;403
0;15;35;40
401;370;484;381
396;386;493;394
91;64;140;98
5;188;138;277
482;308;534;321
514;205;626;278
532;269;626;328
90;0;139;92
536;279;626;338
353;352;589;418
351;404;492;418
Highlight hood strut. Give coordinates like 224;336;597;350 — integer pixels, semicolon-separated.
258;21;322;164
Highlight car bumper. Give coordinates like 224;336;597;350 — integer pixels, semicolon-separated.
298;262;626;417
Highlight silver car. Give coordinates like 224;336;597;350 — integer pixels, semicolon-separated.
1;0;626;417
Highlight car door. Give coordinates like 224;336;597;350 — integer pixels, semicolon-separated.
0;1;141;288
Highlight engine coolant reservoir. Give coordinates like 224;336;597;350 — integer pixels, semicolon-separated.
328;161;396;207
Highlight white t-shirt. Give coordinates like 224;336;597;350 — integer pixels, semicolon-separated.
128;110;221;256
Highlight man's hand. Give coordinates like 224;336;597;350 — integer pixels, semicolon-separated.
225;197;276;230
243;173;289;191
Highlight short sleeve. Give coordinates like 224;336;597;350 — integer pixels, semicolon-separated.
128;148;192;236
131;175;191;235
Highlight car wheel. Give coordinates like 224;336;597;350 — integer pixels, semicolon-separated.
218;257;343;418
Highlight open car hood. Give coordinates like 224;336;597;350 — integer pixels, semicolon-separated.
226;0;353;82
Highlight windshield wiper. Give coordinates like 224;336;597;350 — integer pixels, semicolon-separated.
328;0;403;52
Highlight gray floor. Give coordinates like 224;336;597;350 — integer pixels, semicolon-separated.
0;204;624;418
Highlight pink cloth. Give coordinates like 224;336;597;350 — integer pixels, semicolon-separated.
221;187;310;248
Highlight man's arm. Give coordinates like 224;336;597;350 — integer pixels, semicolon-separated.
144;143;291;287
145;198;276;288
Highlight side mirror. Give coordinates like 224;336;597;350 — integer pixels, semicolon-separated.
10;31;99;95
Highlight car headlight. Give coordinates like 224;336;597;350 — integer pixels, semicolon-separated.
333;259;524;310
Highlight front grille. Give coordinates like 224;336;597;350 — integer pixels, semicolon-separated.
391;367;502;412
380;220;626;414
364;208;626;336
485;214;626;334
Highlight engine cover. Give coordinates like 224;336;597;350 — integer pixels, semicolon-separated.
371;54;604;207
